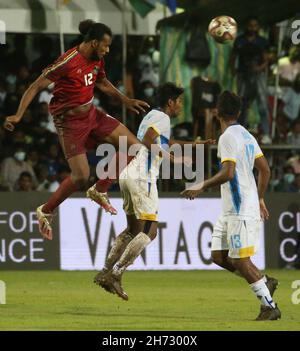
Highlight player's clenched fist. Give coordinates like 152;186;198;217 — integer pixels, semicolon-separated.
4;115;21;132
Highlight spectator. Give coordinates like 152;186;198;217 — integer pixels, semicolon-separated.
17;65;31;86
27;149;40;169
48;167;70;192
191;76;221;139
230;17;270;144
287;173;300;193
138;36;159;87
36;102;56;134
36;164;51;191
0;144;37;191
281;165;296;191
15;171;34;191
138;80;156;108
38;85;54;105
173;122;193;140
41;143;63;178
287;119;300;145
11;130;26;145
281;73;300;124
287;154;300;174
277;46;300;90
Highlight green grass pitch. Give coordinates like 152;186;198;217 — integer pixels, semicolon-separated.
0;270;300;331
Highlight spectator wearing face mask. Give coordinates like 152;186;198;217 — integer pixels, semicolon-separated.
281;165;296;191
139;80;156;108
0;144;37;191
281;74;300;124
287;173;300;193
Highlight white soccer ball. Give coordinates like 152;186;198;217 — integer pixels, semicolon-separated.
208;16;237;44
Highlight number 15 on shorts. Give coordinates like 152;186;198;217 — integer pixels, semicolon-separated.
230;234;242;249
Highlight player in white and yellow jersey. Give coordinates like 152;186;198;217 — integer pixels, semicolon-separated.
94;83;214;300
182;91;281;321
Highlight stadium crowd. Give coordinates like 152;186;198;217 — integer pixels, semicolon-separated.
0;29;299;193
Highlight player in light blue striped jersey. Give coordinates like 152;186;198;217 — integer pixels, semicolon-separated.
182;91;281;321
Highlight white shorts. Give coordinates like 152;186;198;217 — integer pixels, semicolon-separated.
119;174;158;222
211;216;261;258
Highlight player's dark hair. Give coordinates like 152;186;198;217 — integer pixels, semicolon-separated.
157;82;184;108
79;20;112;42
217;91;242;120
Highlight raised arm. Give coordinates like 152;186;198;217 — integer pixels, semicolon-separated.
182;131;237;198
181;160;236;198
4;74;52;131
142;127;190;165
95;76;149;114
169;138;215;146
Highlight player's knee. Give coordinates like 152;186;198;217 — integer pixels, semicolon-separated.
211;251;225;267
148;229;157;241
143;220;157;241
230;258;248;270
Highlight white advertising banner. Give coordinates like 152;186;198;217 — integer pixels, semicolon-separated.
59;198;265;270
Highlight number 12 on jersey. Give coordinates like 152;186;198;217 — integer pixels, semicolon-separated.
84;73;93;86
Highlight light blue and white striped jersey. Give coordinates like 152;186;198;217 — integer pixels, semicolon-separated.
217;124;263;219
134;109;171;182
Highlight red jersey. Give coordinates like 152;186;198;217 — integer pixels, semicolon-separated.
43;47;106;115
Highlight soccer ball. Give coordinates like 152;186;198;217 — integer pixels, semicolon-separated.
208;16;237;44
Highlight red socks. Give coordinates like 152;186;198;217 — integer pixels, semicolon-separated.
42;151;135;213
42;176;78;213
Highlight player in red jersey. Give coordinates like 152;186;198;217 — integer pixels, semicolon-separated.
4;20;149;240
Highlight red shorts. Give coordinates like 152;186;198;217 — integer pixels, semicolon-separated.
53;105;120;159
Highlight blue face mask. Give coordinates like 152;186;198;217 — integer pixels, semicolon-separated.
14;151;26;162
144;88;154;97
284;173;295;184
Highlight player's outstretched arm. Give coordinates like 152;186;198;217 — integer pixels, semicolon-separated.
4;74;52;132
169;138;216;146
254;155;271;220
142;127;192;166
181;160;235;199
95;77;149;114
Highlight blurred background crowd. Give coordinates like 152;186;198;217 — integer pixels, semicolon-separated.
0;16;299;193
